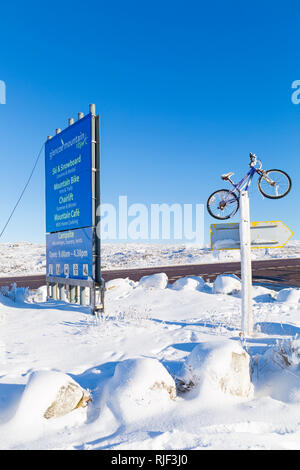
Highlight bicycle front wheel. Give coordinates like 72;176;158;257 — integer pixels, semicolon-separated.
258;169;292;199
207;189;239;220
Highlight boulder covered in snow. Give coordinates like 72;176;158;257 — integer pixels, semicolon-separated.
105;278;137;296
276;288;300;304
102;358;176;422
139;273;168;289
256;339;300;403
212;274;241;295
171;276;205;291
14;370;91;422
33;285;48;302
177;339;253;399
260;338;300;370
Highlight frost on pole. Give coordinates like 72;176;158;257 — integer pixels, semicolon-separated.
239;191;253;337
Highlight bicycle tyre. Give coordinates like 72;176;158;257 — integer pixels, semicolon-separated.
258;169;292;199
207;189;239;220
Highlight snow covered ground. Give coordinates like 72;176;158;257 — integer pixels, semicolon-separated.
0;240;300;276
1;273;300;450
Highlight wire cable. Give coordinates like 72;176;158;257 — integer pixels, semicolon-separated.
0;142;45;239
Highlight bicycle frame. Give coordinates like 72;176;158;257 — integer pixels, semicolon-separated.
223;166;260;204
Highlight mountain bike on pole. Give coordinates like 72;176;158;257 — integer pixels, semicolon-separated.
207;153;292;220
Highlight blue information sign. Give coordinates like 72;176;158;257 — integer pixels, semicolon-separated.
45;114;93;233
46;227;93;280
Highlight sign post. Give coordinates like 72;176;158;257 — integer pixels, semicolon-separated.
210;196;293;337
239;191;253;336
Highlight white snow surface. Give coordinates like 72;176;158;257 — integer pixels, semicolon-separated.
1;270;300;449
0;239;300;275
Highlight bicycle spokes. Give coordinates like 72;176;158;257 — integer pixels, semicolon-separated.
258;170;291;199
207;190;239;220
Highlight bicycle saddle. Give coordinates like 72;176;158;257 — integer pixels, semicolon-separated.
221;172;234;181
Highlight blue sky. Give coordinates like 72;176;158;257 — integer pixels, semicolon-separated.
0;0;299;244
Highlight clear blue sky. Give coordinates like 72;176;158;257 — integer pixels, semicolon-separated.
0;0;299;244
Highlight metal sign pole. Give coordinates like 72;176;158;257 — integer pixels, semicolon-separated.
239;191;253;336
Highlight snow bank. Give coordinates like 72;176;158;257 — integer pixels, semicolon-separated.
171;276;205;291
276;288;300;304
139;273;168;289
12;370;90;423
177;340;253;400
102;358;176;423
212;274;241;295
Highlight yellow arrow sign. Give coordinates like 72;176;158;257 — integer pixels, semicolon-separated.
210;220;294;250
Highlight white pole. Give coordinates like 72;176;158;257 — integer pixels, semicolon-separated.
239;191;253;336
89;103;96;115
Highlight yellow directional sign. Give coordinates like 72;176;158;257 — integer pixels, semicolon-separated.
210;221;294;251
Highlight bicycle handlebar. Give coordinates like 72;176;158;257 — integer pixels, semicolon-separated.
249;152;262;169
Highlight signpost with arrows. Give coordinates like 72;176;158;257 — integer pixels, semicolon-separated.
210;192;294;337
211;220;294;251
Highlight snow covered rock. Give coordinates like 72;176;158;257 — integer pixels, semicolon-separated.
260;339;300;370
212;274;241;295
105;278;137;296
14;370;90;422
171;276;205;291
32;285;48;302
276;288;300;304
256;339;300;403
139;273;168;289
177;340;253;399
102;358;176;423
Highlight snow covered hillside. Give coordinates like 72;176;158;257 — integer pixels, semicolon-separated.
1;273;300;449
0;240;300;276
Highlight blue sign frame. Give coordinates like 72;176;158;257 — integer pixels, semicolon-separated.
45;114;93;233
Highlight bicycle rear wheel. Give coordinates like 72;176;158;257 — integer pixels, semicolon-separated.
207;189;239;220
258;169;291;199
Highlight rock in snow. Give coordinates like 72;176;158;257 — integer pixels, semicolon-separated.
105;277;138;297
14;370;90;421
171;276;205;291
177;339;253;399
276;288;300;304
212;274;241;295
139;273;168;289
102;358;176;423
